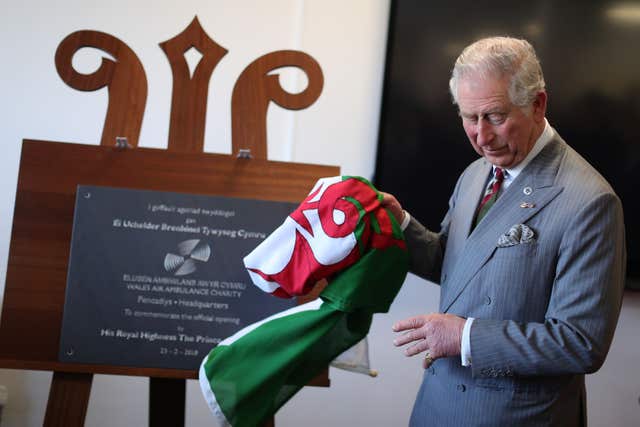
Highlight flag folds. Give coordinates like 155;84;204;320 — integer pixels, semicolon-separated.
199;176;408;426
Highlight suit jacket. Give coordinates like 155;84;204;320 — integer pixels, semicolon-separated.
405;131;626;426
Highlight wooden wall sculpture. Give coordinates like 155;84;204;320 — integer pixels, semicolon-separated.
53;16;324;159
1;16;331;427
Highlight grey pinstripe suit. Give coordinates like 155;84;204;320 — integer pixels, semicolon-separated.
405;130;626;426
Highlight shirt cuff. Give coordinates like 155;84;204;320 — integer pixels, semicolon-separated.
460;317;474;366
400;210;411;230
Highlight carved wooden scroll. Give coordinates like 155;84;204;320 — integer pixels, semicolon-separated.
231;51;324;160
55;31;147;148
160;17;228;153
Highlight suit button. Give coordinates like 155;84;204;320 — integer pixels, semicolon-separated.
457;384;466;392
484;296;492;305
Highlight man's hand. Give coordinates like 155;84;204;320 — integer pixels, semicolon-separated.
380;192;405;224
393;313;466;369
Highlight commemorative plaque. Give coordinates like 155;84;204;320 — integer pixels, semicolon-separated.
59;185;297;370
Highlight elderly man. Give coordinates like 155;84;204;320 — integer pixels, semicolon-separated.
384;37;625;426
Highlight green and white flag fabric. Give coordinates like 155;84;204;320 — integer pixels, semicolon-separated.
199;176;408;426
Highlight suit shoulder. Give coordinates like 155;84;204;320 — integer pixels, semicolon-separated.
556;139;618;200
460;157;487;180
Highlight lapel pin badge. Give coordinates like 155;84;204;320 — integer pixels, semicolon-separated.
523;186;533;195
520;202;536;208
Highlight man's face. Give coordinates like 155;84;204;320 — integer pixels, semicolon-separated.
457;74;546;169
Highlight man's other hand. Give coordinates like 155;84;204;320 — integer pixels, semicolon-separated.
393;313;466;369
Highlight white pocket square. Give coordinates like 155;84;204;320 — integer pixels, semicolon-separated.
497;224;535;247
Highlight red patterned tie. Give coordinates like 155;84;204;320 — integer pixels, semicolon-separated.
475;167;505;227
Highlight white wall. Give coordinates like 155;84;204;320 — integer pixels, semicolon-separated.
1;1;639;426
587;288;640;426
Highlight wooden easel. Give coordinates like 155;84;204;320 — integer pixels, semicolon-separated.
0;18;335;426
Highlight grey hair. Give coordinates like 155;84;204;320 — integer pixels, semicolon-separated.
449;37;546;108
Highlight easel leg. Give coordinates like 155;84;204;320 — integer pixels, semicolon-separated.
44;372;93;427
149;377;185;427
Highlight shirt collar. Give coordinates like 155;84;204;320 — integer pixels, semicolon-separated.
495;118;553;180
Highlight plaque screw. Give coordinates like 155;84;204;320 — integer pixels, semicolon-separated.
66;348;74;356
84;192;91;199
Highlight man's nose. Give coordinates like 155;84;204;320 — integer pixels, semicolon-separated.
476;120;494;146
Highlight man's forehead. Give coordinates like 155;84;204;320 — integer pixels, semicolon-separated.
457;95;511;116
457;77;511;113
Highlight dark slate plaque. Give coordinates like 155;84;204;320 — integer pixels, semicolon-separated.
59;185;298;370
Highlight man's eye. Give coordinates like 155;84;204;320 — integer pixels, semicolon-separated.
487;113;506;124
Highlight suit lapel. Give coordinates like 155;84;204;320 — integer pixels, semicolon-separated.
440;136;566;313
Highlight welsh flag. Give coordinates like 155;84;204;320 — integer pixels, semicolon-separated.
199;176;408;426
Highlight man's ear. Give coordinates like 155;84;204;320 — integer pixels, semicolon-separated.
532;91;547;123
